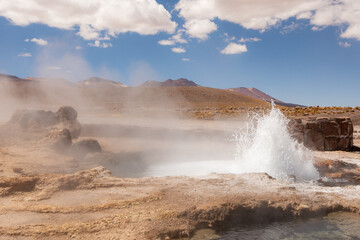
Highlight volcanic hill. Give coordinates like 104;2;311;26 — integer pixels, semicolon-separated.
227;87;303;107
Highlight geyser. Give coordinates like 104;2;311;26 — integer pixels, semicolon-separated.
235;102;319;181
132;103;319;180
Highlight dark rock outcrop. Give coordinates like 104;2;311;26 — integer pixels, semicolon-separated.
8;106;81;139
56;106;81;139
48;128;72;151
290;117;353;151
72;138;102;157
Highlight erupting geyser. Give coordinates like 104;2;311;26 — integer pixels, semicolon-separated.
235;102;319;181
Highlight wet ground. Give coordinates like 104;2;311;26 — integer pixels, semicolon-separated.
188;212;360;240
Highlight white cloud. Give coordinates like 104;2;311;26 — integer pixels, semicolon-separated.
223;33;236;42
158;29;187;46
172;47;186;53
0;0;176;41
77;25;101;40
182;58;190;61
88;40;112;48
158;40;175;46
175;0;360;41
280;22;300;35
31;38;48;45
176;0;327;33
75;46;82;50
339;41;351;48
172;29;188;44
25;38;48;45
239;37;261;43
183;19;217;40
221;43;247;55
18;53;32;57
311;26;325;31
296;11;313;19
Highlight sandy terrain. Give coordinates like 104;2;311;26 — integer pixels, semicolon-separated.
0;110;360;239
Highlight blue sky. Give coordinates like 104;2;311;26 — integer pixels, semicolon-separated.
0;0;359;106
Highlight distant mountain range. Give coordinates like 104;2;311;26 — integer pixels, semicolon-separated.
142;78;198;87
78;77;127;88
227;87;303;107
0;73;303;107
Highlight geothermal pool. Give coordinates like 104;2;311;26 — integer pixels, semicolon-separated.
188;212;360;240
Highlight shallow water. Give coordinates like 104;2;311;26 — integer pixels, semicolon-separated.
188;212;360;240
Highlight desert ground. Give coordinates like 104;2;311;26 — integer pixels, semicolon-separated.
0;103;359;239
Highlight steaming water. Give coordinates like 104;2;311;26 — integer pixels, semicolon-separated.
187;212;360;240
233;104;319;181
144;104;319;181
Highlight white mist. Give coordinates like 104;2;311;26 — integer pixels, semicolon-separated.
234;103;319;181
143;104;319;181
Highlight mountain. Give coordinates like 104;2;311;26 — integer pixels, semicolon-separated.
142;78;199;87
0;73;33;83
78;77;127;88
227;87;303;107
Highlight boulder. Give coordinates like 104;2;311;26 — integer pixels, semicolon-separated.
62;119;81;139
56;106;78;122
290;117;353;151
7;106;81;145
304;129;325;151
48;128;72;151
72;138;102;157
57;106;81;139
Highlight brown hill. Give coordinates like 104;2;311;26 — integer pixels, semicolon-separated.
83;86;269;109
78;77;127;88
142;78;198;87
227;87;304;107
0;73;269;111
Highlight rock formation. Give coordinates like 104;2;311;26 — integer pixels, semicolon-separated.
290;117;353;151
48;128;72;151
56;106;81;139
72;138;102;157
9;106;81;139
6;106;103;156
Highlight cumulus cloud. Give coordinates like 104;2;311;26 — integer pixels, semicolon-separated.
75;46;82;50
25;38;48;45
182;58;190;61
175;0;360;41
221;43;247;55
310;0;360;40
0;0;176;41
339;41;351;48
88;40;112;48
172;47;186;53
172;29;188;43
183;19;217;40
239;37;261;43
158;40;175;46
158;29;188;46
18;53;32;57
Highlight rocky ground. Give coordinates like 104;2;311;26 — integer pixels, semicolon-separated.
0;107;360;239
